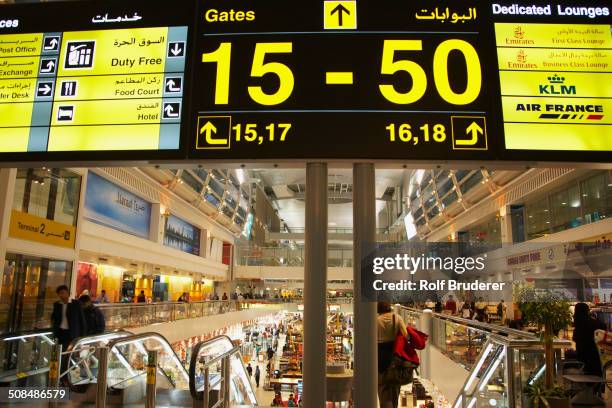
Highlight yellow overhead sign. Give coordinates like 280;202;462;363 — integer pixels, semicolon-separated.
495;22;612;151
0;26;186;153
9;210;76;248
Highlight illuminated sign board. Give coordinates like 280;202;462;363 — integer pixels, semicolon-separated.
0;0;609;163
491;2;612;161
189;0;611;162
190;0;500;161
0;0;193;162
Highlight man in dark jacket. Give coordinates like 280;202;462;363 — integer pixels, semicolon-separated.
79;295;106;335
51;285;87;351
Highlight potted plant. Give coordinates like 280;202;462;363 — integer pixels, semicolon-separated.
514;284;573;408
524;383;570;408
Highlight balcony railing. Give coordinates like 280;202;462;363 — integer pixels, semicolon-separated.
235;246;353;267
96;300;238;330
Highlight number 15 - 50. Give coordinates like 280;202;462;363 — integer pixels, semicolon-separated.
202;40;482;106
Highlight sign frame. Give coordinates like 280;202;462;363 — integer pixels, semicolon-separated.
0;0;197;164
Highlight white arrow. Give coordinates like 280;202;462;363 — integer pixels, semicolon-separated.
42;60;55;72
44;38;58;49
170;43;182;56
166;79;180;92
164;104;179;117
38;84;52;95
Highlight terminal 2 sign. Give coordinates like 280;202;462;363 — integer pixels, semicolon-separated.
0;0;609;163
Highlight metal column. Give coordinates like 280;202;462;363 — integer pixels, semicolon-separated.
303;163;328;408
353;163;378;407
96;347;109;408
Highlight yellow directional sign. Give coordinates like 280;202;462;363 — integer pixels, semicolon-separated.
196;115;231;149
451;116;487;150
324;1;357;30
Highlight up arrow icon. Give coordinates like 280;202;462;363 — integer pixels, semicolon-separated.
331;4;350;26
324;1;357;30
200;121;217;138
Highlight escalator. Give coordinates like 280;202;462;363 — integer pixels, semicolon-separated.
64;331;257;407
397;307;572;408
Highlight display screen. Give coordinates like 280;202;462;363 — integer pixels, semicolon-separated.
164;214;201;255
189;0;500;160
492;2;612;158
0;0;193;162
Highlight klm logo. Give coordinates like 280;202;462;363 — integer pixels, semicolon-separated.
539;74;576;95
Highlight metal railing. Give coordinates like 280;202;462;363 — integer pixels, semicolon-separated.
0;301;250;381
272;227;394;234
97;300;237;330
0;330;56;385
235;246;353;267
398;306;572;408
452;334;572;408
398;306;537;370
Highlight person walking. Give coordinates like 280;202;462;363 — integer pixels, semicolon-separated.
51;285;87;350
573;302;606;376
136;290;146;303
51;285;87;381
267;346;275;361
254;365;261;388
377;301;408;408
79;295;106;335
246;363;253;378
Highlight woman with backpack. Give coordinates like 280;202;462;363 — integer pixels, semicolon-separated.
377;302;408;408
377;301;428;408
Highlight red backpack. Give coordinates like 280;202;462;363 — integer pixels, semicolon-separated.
392;317;428;365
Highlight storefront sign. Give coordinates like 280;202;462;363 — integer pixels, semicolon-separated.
0;0;192;161
163;214;200;255
84;172;151;238
8;210;75;248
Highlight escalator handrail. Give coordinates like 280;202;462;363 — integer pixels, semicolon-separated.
62;331;135;391
188;335;244;400
67;330;135;352
398;306;537;339
452;335;573;408
104;332;190;384
0;329;55;342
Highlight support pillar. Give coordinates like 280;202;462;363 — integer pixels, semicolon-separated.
353;163;377;407
419;310;433;379
303;163;327;408
0;168;16;269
